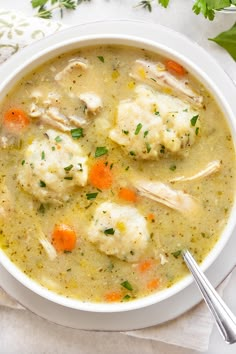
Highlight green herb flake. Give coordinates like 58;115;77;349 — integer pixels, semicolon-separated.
66;268;72;272
64;250;72;254
95;146;108;158
171;250;182;258
86;192;98;200
146;142;151;153
195;127;199;135
169;164;176;171
190;114;199;126
64;164;73;172
39;180;46;188
122;130;129;135
129;151;136;156
21;160;25;166
55;135;62;143
125;166;130;171
143;130;149;138
51;146;55;151
64;176;73;180
104;228;115;235
41;151;46;160
122;294;131;302
97;56;105;63
183;108;188;112
121;280;133;291
70;128;84;139
155;111;160;116
160;145;165;154
135;123;143;135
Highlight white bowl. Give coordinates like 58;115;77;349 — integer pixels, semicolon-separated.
0;20;236;329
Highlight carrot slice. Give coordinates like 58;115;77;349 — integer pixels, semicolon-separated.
89;160;113;189
118;188;137;202
166;60;186;76
3;108;30;133
138;259;153;273
147;213;155;222
147;278;160;290
52;224;76;252
104;291;122;302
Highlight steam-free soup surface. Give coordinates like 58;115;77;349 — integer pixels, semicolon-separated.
0;45;235;303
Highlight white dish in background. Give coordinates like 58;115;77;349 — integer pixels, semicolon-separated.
0;20;236;330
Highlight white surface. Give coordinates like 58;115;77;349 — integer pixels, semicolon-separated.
0;0;236;353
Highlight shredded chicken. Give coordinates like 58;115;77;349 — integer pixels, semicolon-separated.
134;179;198;214
79;92;103;115
130;59;203;108
170;160;221;183
55;58;88;81
38;230;57;261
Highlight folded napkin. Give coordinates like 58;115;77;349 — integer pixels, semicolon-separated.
0;8;233;353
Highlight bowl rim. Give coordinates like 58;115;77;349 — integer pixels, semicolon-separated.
0;29;236;314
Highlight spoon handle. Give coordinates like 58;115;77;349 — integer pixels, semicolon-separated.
182;249;236;344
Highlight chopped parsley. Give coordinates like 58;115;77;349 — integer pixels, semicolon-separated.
86;192;98;200
55;135;62;143
146;142;151;153
122;130;129;135
190;114;199;126
95;146;108;158
64;176;73;180
150;77;157;82
195;127;199;135
97;56;104;63
51;146;55;151
70;128;84;139
154;111;160;116
64;164;73;171
41;151;45;160
122;294;131;302
134;123;143;135
66;268;71;272
21;160;25;166
169;164;176;171
39;180;46;188
143;130;149;138
129;151;136;156
125;166;130;171
160;145;165;154
121;280;133;291
104;228;115;235
78;163;83;171
171;250;182;258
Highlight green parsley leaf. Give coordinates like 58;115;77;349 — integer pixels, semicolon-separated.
195;127;200;135
158;0;170;8
192;0;215;20
209;22;236;61
41;151;45;160
154;111;160;116
144;130;149;138
129;151;136;156
121;280;133;291
190;115;199;126
171;250;182;258
104;228;115;235
146;142;151;153
39;180;46;187
95;146;108;158
64;164;73;171
122;294;131;302
55;135;62;143
97;56;105;63
21;160;25;166
135;123;143;135
122;130;129;135
86;192;98;200
70;128;84;139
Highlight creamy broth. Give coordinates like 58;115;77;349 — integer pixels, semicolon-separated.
0;45;235;303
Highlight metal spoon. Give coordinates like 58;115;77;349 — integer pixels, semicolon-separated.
182;249;236;344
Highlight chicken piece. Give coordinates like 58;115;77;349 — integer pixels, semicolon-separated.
18;129;88;203
79;92;103;115
130;59;203;108
29;102;44;118
0;178;12;218
170;160;221;183
87;202;150;262
134;179;198;214
55;58;88;81
109;85;200;160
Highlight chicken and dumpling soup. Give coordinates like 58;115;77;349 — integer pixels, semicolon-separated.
0;45;235;303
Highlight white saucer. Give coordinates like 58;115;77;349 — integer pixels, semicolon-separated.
0;20;236;330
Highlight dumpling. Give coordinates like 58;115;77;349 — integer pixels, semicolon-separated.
87;202;150;262
18;129;88;203
109;85;200;160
